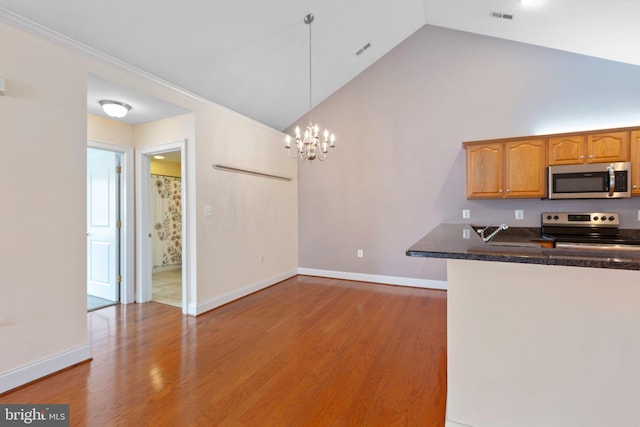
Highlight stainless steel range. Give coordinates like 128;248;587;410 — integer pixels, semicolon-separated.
542;212;640;252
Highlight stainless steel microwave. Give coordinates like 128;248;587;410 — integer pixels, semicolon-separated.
548;162;631;199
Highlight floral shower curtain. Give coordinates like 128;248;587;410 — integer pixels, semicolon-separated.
151;174;182;268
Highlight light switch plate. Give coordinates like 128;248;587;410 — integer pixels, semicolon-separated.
515;210;524;220
0;76;4;96
462;209;470;219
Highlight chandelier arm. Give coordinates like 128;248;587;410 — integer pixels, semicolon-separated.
286;149;300;159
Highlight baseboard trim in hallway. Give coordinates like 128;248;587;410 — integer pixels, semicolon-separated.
190;268;298;316
0;345;91;394
298;267;448;290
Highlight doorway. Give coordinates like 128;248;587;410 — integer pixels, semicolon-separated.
136;141;187;312
150;150;182;307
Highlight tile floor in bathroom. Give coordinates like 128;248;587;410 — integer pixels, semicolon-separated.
152;267;181;308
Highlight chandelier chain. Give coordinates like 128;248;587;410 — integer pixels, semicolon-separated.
308;15;313;124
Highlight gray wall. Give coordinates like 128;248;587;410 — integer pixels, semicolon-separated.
294;25;640;282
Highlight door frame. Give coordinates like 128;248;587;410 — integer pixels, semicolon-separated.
136;140;188;313
87;140;135;304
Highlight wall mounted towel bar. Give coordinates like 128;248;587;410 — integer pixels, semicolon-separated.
212;164;292;181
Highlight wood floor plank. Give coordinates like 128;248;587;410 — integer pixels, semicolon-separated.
1;275;447;426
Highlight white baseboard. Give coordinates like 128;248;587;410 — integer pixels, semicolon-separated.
446;420;473;427
0;344;91;394
190;269;298;316
297;268;447;290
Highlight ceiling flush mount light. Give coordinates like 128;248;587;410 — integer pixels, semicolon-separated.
99;99;132;118
285;14;336;161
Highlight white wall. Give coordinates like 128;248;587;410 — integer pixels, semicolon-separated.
87;114;135;147
195;111;298;312
0;21;92;390
0;19;297;392
294;25;640;283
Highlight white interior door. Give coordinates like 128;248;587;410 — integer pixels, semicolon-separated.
87;148;120;301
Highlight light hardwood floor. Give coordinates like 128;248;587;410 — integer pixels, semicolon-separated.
1;275;447;426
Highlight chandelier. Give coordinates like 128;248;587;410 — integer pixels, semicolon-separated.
285;14;336;161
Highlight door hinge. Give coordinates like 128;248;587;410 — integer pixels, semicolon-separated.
117;274;122;283
116;220;122;229
116;166;122;174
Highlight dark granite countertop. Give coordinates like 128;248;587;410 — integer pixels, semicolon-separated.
406;224;640;271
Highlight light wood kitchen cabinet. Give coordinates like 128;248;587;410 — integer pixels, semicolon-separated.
548;131;629;165
505;139;546;197
465;143;503;198
465;139;546;199
631;130;640;195
547;134;585;165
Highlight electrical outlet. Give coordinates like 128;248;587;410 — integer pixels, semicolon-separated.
462;229;470;239
204;205;213;217
259;254;264;264
357;249;364;258
462;209;470;219
637;210;640;221
515;210;524;220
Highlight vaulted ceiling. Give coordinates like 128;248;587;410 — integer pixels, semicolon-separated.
1;0;638;129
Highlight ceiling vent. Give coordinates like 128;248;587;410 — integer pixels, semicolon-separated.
491;11;514;20
355;42;371;56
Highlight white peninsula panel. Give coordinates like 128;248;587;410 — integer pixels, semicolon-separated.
446;259;640;427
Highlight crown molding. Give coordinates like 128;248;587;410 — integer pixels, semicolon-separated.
0;7;284;136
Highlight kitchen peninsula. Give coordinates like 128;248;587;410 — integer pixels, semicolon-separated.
408;224;640;427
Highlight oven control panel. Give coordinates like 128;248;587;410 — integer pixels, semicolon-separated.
542;212;620;227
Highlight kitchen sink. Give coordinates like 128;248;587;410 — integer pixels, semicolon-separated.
469;225;554;248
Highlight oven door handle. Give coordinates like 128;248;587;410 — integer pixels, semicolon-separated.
608;166;615;197
555;241;640;252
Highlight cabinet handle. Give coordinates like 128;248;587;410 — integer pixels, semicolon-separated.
499;189;503;193
634;185;638;189
579;155;585;159
506;189;511;193
589;155;594;158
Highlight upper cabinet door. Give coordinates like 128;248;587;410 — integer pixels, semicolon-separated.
466;143;504;198
505;139;546;198
631;130;640;195
548;135;585;165
587;131;630;163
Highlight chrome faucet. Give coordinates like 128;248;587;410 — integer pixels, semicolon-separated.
477;224;509;243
